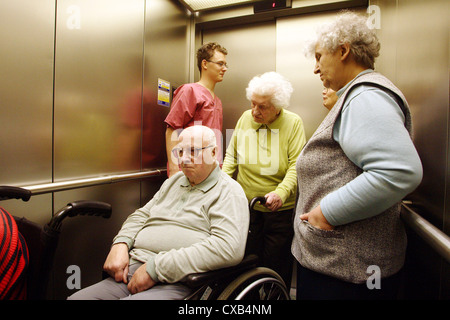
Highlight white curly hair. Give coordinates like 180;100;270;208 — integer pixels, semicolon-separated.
305;10;380;69
245;72;293;110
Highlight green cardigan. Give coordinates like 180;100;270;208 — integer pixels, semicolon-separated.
223;108;306;212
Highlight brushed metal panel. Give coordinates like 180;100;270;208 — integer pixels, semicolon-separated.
394;0;448;225
372;0;449;299
374;0;448;227
355;0;450;230
0;1;54;224
49;0;189;298
202;22;276;149
142;0;190;169
53;0;145;181
276;9;365;140
0;0;54;186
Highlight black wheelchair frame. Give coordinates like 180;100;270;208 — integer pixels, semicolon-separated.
0;186;111;300
181;197;290;300
1;187;289;300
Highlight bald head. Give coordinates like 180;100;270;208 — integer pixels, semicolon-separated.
174;125;218;186
178;125;217;149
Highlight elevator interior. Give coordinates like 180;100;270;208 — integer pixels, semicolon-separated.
0;0;448;299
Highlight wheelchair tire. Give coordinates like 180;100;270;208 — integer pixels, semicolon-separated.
217;267;290;300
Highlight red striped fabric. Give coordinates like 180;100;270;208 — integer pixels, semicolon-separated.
0;207;29;300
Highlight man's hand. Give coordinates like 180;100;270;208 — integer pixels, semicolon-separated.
264;192;283;212
127;263;156;294
299;205;334;230
103;243;130;283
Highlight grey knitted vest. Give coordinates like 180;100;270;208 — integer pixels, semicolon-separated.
292;71;411;283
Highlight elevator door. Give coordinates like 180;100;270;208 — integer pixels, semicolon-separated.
202;22;276;149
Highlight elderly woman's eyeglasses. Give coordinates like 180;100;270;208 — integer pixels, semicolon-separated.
172;145;214;159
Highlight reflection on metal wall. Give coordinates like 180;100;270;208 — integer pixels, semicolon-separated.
51;1;147;299
142;0;190;172
0;0;189;299
374;0;448;227
52;0;189;299
202;22;276;148
0;1;55;223
54;0;146;180
371;0;449;299
277;11;354;139
0;1;54;185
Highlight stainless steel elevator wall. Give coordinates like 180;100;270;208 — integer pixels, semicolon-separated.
0;1;55;223
202;22;276;146
372;0;449;299
54;0;146;181
52;0;189;300
373;0;449;234
1;0;189;299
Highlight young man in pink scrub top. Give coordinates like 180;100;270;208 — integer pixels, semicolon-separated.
165;42;228;177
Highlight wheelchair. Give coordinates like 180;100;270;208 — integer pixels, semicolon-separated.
181;197;290;300
1;187;289;300
0;186;112;300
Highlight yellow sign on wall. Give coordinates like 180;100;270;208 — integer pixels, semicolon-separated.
157;78;171;107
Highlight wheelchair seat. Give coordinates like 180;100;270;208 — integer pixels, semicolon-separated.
180;196;291;300
182;254;259;289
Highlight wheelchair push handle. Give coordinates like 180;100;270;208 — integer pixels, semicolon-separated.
48;200;112;230
0;186;32;202
249;196;266;211
66;200;112;218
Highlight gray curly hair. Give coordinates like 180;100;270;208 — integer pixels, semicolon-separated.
306;11;380;69
246;72;293;110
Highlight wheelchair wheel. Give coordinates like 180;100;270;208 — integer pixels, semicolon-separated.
217;267;290;300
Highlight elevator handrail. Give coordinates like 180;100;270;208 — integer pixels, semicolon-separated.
2;168;167;197
401;202;450;264
6;176;449;264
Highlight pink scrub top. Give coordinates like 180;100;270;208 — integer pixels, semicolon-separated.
164;83;223;163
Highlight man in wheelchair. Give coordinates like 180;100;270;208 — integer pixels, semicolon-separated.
68;125;249;300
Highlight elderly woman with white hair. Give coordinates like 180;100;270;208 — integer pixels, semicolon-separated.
223;71;306;288
292;11;423;300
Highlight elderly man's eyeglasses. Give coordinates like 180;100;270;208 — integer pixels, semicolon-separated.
206;60;229;69
172;145;214;159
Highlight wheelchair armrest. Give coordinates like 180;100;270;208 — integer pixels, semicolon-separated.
181;254;258;289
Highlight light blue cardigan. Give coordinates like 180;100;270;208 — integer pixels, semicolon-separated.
321;70;423;226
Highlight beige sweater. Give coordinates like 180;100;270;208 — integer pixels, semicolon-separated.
113;166;249;283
